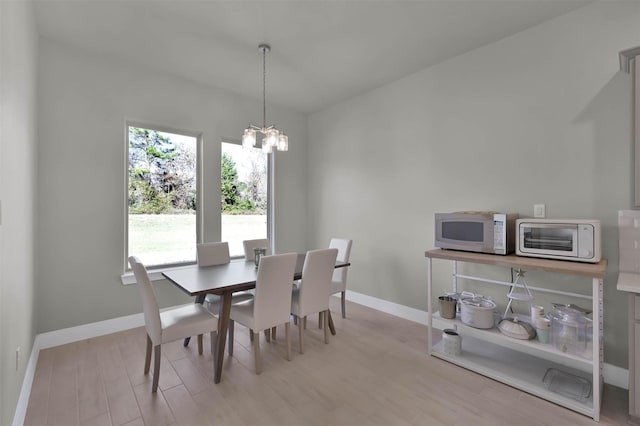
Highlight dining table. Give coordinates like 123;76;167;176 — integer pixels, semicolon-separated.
162;253;350;383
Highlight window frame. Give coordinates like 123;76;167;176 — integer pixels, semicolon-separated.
123;121;203;274
220;139;274;259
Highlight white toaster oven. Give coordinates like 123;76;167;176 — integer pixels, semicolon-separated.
516;219;601;263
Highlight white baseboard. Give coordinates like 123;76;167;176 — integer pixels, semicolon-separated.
344;290;428;325
344;290;629;390
13;338;40;426
604;363;629;390
36;312;145;350
14;295;629;425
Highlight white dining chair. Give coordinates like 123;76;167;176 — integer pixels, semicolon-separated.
329;238;353;318
291;248;338;354
228;252;298;374
128;256;218;393
197;241;231;266
242;238;271;261
197;242;253;355
242;238;275;339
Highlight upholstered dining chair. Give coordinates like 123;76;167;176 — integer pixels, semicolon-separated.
128;256;218;393
242;238;271;261
291;248;338;354
329;238;353;318
197;242;253;355
197;241;230;267
242;238;274;338
228;252;298;374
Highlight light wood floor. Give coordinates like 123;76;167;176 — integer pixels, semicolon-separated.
25;298;630;426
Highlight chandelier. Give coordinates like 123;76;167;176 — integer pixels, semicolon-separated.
242;43;288;153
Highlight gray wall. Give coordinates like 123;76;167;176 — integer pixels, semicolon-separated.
36;39;309;333
307;1;640;369
0;1;38;424
5;2;640;422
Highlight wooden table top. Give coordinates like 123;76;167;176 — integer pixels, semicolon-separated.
163;253;350;296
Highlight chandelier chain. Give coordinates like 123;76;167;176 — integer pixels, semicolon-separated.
262;47;267;129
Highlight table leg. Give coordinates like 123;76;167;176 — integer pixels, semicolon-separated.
328;310;336;335
214;291;233;383
184;294;207;347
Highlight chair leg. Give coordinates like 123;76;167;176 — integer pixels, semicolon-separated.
228;320;234;356
293;315;298;326
341;291;346;318
152;344;161;393
253;330;262;375
272;326;277;340
249;329;254;342
324;310;329;344
197;334;203;355
328;310;336;336
265;328;271;342
144;334;152;375
298;317;305;354
318;312;323;329
303;316;307;330
285;322;291;361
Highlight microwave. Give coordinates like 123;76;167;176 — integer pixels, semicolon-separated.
516;219;601;263
435;212;519;255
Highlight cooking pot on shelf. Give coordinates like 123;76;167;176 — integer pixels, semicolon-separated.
460;296;496;329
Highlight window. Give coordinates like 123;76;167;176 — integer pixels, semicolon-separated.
221;141;268;257
127;125;199;268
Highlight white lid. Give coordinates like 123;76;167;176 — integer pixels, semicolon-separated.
535;317;551;329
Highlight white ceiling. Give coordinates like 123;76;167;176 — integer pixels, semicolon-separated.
34;0;591;114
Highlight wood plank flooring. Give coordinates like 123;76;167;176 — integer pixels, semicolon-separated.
24;299;630;425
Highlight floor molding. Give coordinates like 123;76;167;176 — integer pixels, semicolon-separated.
14;295;628;425
345;290;428;325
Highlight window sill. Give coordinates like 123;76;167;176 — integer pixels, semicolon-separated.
120;264;194;285
121;257;246;285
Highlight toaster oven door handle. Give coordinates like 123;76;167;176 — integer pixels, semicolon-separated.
521;222;577;230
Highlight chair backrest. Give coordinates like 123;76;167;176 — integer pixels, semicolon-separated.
329;238;352;286
197;242;230;267
242;238;271;260
252;252;298;331
297;248;339;316
128;256;162;343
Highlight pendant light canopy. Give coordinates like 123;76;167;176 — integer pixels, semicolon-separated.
242;43;288;153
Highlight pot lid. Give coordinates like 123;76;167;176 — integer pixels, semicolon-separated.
548;306;588;326
461;297;496;309
498;317;536;340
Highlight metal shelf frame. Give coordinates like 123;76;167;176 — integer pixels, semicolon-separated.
425;249;607;421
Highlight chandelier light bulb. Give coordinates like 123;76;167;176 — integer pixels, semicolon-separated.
277;133;288;151
267;128;279;147
242;128;256;148
261;137;273;154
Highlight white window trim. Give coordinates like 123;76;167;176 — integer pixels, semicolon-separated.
220;139;275;256
122;137;275;285
124;121;203;276
120;263;196;285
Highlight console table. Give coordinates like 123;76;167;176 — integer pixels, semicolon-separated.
425;249;607;421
